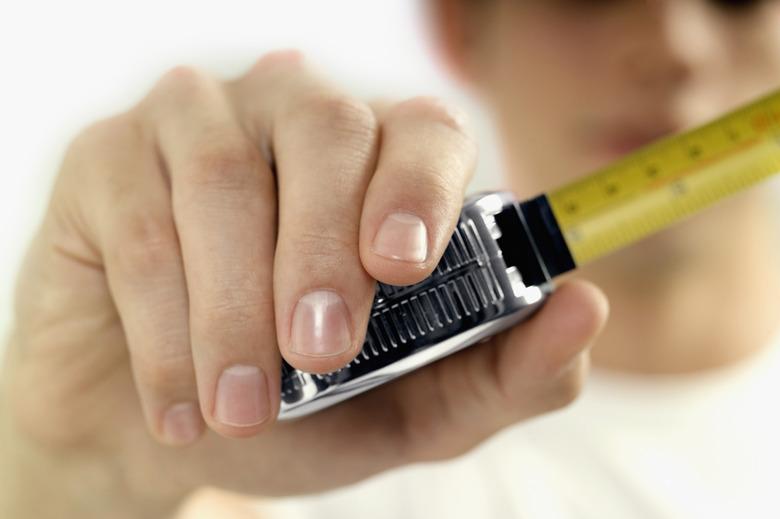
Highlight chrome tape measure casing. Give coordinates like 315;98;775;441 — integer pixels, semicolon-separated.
278;191;555;420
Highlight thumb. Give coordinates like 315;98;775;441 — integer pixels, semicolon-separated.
390;278;609;462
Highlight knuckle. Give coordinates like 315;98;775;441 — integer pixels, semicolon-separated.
484;339;515;410
397;363;466;462
133;347;193;396
185;139;264;193
73;114;135;148
398;405;454;462
156;65;211;97
286;93;378;145
544;363;586;411
394;96;472;137
144;65;217;113
64;114;139;170
234;50;307;103
196;285;273;332
392;159;461;208
401;159;452;191
58;115;144;207
293;228;356;269
114;212;179;279
249;49;306;76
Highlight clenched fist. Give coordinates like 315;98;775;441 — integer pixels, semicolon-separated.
1;51;608;519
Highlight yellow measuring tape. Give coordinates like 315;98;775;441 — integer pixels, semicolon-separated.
546;89;780;266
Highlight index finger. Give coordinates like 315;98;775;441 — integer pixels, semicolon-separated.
359;96;477;286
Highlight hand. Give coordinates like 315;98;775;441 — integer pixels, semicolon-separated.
1;51;609;518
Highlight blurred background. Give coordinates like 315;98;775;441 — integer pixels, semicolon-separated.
0;0;503;344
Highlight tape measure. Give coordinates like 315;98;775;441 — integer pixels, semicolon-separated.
279;88;780;419
543;88;780;266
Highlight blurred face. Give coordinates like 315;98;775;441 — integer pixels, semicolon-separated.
461;0;780;196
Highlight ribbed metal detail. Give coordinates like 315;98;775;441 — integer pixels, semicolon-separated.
319;264;503;379
281;362;304;396
292;216;503;386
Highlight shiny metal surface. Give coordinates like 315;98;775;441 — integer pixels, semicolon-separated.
278;191;554;420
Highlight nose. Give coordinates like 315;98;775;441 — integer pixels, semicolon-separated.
620;0;720;93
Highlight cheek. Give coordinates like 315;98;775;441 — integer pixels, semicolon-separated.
753;6;780;71
714;9;780;105
487;10;613;142
497;8;618;89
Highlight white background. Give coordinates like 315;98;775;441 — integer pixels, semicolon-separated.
0;0;505;340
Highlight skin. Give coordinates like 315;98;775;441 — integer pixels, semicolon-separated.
0;51;607;518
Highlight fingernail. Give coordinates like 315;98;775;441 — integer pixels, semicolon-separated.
372;212;428;263
214;365;270;428
161;402;203;446
291;290;352;357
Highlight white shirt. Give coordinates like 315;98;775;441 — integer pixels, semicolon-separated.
259;327;780;519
